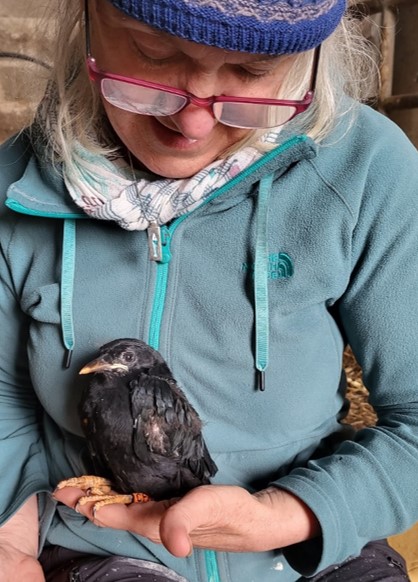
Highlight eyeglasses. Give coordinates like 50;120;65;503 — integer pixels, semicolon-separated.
84;0;320;130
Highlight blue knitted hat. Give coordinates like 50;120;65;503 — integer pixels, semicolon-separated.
107;0;346;54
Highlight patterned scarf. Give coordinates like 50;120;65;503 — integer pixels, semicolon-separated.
63;130;282;231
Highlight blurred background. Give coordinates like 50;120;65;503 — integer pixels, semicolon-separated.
0;0;417;145
0;0;53;142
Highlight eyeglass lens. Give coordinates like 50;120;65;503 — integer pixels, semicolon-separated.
213;102;298;129
102;79;187;116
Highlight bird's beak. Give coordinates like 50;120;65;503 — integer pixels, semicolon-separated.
79;357;129;375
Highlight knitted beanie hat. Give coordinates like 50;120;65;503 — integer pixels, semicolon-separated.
107;0;346;55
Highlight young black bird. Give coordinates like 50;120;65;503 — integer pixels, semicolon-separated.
57;339;217;507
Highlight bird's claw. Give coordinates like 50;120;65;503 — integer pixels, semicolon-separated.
55;475;151;515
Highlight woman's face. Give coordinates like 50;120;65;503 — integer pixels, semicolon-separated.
90;0;297;178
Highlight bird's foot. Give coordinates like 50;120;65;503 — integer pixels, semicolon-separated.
55;475;113;497
55;476;151;515
78;491;151;514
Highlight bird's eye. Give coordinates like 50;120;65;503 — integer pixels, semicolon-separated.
123;351;135;362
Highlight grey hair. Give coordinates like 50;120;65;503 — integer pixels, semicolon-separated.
32;0;379;168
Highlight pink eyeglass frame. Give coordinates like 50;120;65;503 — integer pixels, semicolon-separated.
84;0;321;123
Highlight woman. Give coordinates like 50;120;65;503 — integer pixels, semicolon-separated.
0;0;417;580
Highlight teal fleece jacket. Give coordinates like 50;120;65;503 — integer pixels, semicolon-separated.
1;105;418;582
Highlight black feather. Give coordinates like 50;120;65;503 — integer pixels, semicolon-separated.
78;338;217;500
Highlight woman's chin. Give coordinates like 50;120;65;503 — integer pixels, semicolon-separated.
125;132;227;178
107;109;247;178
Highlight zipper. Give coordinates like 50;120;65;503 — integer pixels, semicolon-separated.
148;224;172;350
147;221;178;350
205;550;222;582
146;135;307;582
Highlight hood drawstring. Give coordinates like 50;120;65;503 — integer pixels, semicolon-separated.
61;219;76;368
254;173;274;391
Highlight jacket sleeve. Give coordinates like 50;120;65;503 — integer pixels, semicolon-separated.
274;118;418;576
0;136;50;526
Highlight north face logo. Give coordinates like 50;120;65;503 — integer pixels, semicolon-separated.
241;252;294;280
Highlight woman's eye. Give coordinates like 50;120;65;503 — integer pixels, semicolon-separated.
236;66;272;80
132;41;176;64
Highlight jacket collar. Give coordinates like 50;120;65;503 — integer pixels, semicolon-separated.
6;135;317;220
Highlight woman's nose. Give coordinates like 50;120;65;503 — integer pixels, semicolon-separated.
170;102;218;140
169;69;222;139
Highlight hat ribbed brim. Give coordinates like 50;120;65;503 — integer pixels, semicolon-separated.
107;0;346;54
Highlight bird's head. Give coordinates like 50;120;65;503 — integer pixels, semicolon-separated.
79;338;164;377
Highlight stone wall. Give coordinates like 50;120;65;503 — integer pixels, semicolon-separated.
0;0;53;143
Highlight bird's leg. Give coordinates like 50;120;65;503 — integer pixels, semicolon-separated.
131;492;152;503
80;491;151;514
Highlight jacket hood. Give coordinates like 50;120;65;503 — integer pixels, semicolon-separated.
6;155;86;219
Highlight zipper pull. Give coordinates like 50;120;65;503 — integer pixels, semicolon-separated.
147;222;162;261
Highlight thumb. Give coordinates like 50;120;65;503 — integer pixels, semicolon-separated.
159;486;217;557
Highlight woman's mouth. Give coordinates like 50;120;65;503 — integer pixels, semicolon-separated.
152;118;206;151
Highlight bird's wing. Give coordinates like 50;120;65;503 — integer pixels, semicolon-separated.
130;373;217;481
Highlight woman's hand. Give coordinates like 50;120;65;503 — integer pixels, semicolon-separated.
53;483;320;557
0;495;44;581
0;542;45;582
